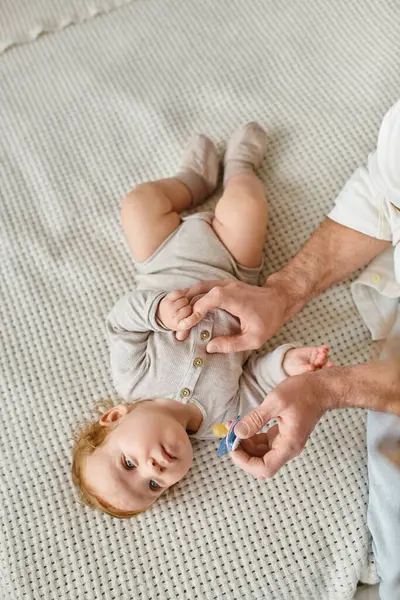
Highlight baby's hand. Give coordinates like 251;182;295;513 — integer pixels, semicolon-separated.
283;344;333;377
157;289;193;332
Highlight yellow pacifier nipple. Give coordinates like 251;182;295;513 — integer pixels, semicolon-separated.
212;423;228;439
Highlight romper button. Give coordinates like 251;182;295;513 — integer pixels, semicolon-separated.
200;330;210;340
372;274;381;283
180;387;191;398
193;357;203;368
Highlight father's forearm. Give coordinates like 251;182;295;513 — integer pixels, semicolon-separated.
323;359;400;416
267;218;389;321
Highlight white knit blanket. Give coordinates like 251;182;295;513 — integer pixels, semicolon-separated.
1;1;400;598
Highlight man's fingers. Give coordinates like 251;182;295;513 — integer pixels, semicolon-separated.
234;404;272;439
230;447;269;479
232;434;301;478
184;280;230;302
178;284;234;331
261;440;300;477
240;433;270;457
177;289;224;331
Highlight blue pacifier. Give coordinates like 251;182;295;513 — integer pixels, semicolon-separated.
213;416;279;457
216;416;241;457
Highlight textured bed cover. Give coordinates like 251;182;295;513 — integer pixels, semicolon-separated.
1;1;400;598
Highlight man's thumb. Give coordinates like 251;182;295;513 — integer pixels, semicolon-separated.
207;334;249;354
235;406;271;439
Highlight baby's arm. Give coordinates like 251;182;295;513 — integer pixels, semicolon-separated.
108;288;193;334
107;289;193;397
108;290;168;333
107;289;169;397
243;344;332;397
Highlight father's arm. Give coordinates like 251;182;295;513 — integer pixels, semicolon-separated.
267;217;389;323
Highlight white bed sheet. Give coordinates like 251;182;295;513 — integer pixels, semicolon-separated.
1;1;400;598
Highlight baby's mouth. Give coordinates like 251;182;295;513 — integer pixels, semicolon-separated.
161;445;177;463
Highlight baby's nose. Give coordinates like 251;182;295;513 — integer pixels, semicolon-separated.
148;457;165;473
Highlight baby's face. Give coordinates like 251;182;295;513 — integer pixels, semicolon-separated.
83;399;193;513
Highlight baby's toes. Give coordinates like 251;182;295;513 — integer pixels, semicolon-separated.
321;346;330;362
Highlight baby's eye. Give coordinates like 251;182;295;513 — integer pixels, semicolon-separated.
149;480;160;490
123;456;135;470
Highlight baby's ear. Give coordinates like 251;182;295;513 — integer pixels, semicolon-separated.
99;404;129;427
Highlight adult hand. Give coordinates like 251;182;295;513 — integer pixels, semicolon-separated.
175;279;289;352
231;369;336;478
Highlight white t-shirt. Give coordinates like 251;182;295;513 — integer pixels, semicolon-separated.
328;100;400;343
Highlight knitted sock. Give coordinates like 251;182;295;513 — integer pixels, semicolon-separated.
176;134;219;206
223;123;267;185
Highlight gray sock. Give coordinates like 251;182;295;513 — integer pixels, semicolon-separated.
223;122;267;185
176;134;219;206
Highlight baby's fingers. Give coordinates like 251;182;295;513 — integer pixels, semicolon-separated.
166;288;190;302
176;310;203;331
174;297;190;310
177;305;193;321
174;306;193;341
175;329;191;342
323;361;334;369
312;345;330;368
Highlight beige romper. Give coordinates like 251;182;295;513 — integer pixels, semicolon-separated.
107;212;294;439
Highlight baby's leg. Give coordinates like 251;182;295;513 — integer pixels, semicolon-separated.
122;179;190;262
212;123;268;268
122;135;219;262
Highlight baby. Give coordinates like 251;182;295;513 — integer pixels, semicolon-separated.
72;124;331;518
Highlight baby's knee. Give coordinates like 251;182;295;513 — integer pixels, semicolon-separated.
121;182;161;222
122;182;154;210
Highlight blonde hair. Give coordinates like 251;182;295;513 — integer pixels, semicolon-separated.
72;399;145;519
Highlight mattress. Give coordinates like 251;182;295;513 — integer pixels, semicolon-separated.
1;0;400;598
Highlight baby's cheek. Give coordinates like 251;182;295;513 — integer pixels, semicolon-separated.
182;451;193;476
166;467;187;490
